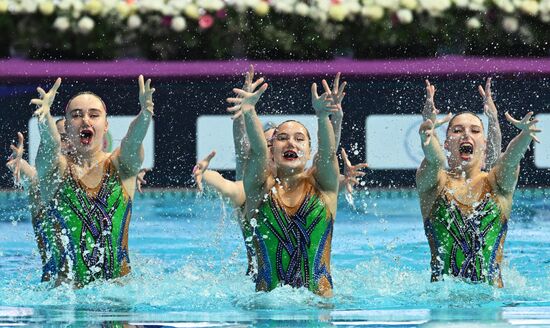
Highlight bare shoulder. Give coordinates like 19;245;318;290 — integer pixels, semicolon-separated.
418;170;447;219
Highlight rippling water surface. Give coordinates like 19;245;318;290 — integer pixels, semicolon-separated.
0;190;549;327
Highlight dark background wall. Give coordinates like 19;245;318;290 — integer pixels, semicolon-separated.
1;70;549;189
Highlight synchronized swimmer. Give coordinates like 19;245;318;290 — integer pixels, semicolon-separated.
6;68;542;294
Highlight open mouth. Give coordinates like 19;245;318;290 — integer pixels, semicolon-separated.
283;150;298;160
79;129;94;145
459;142;473;160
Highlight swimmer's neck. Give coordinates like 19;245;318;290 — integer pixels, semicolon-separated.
275;171;308;191
69;149;108;168
447;165;482;181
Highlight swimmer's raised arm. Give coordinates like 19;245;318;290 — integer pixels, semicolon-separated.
227;81;269;206
193;150;245;206
416;80;451;194
117;75;155;178
233;65;264;180
32;78;66;202
478;78;502;170
325;72;347;147
490;111;541;195
311;81;340;193
6;132;37;185
339;148;368;193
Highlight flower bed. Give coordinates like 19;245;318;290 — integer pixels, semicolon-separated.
1;0;550;59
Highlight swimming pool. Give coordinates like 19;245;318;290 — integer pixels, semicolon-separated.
0;189;548;327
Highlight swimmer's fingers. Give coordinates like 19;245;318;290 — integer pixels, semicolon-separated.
138;75;145;94
485;77;492;98
249;77;265;91
231;111;243;120
37;87;46;98
50;78;62;94
521;112;534;124
311;83;320;100
434;113;452;128
336;82;347;104
340;148;351;167
333;72;341;95
478;84;486;100
227;97;243;104
505;112;520;126
322;79;332;96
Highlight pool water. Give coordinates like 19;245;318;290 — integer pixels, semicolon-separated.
0;189;549;327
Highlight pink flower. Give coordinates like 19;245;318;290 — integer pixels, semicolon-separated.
199;14;214;29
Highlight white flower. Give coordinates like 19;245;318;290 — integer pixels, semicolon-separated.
466;17;481;29
21;0;38;14
396;8;413;24
53;16;70;32
541;0;550;14
198;0;225;11
502;16;519;32
453;0;468;8
254;1;270;16
127;14;142;29
171;16;187;31
541;14;550;22
57;0;71;11
362;5;384;21
375;0;399;10
328;4;349;21
273;0;293;13
0;0;7;13
468;0;486;11
77;16;95;34
346;0;362;14
116;2;131;18
85;0;102;16
493;0;515;13
519;0;539;16
38;1;55;15
419;0;451;15
184;4;200;19
295;3;310;16
400;0;418;10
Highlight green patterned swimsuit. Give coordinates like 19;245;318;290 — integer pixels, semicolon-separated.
424;177;508;286
250;182;334;295
45;158;132;287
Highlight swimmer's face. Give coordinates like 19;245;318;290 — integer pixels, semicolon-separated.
56;119;76;156
65;94;108;155
271;122;311;172
444;113;486;169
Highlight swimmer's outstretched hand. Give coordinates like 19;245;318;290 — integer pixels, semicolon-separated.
193;150;216;192
136;168;151;193
6;132;24;184
138;75;155;115
30;78;61;122
478;78;498;120
505;111;541;143
423;80;439;122
227;78;268;119
341;148;368;193
419;114;452;147
322;72;347;119
312;83;339;117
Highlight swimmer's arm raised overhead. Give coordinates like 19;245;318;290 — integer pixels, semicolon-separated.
312;81;340;193
478;78;502;170
227;81;269;203
416;81;451;194
490;111;541;195
232;65;263;180
117;75;155;179
326;72;347;148
31;78;67;203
